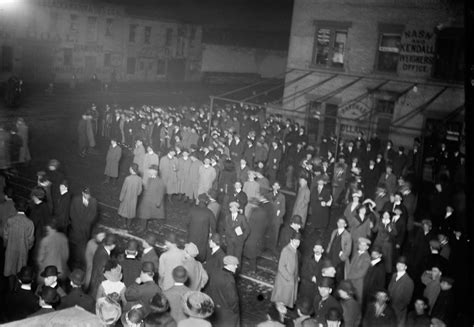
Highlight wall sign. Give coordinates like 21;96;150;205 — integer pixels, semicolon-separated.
399;29;435;75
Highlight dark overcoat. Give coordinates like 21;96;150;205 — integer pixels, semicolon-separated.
208;269;240;327
187;206;215;262
137;177;166;220
88;244;110;298
309;184;332;229
243;204;269;260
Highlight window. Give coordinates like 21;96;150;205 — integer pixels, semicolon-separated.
104;53;111;67
1;46;13;72
144;26;151;44
433;28;464;81
376;24;404;73
312;21;351;69
375;99;395;114
127;57;136;74
157;59;166;75
129;24;138;43
69;14;79;33
165;28;173;46
105;18;113;37
87;16;97;41
63;48;73;66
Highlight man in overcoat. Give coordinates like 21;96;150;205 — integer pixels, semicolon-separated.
53;180;71;233
207;255;240;327
160;149;179;199
266;181;286;255
104;138;122;184
362;245;386;313
292;174;310;227
224;201;249;267
57;268;95;313
308;175;332;237
271;232;300;308
298;239;327;302
187;194;215;262
388;256;414;327
345;237;371;304
136;165;165;233
118;163;143;229
327;217;352;284
89;233;116;298
69;187;97;269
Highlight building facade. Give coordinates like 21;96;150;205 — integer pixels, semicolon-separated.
0;0;202;84
280;0;464;149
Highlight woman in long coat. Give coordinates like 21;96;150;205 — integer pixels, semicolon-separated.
271;234;300;308
142;145;159;186
104;139;122;181
118;164;142;227
137;166;166;230
16;118;31;164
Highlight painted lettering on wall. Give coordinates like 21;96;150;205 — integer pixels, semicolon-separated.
399;30;435;75
37;0;123;17
339;101;370;118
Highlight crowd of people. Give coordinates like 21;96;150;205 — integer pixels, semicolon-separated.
0;100;468;327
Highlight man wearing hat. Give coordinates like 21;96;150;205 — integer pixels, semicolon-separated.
143;145;160;186
332;155;348;207
388;256;414;327
337;280;361;327
164;266;191;323
118;163;143;230
5;266;39;321
187;193;215;262
292;173;311;227
327;217;352;285
121;303;146;327
141;233;159;277
207;255;240;327
182;242;209;291
266;181;286;255
125;262;161;314
89;233;116;298
104;138;122;185
277;215;303;253
298;239;327;301
180;291;214;326
363;288;397;326
308;175;332;236
144;292;176;326
272;232;301;309
203;233;226;287
159;232;186;291
224;201;249;267
160;148;180;202
312;277;342;325
206;189;220;230
28;286;60;317
36;265;66;298
196;157;217;202
362;244;386;313
431;276;455;325
69;186;98;269
57;268;95;313
229;181;248;214
177;148;193;202
120;239;142;287
136;164;166;233
345;237;371;305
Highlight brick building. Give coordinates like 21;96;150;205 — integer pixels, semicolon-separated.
279;0;464;151
0;0;202;84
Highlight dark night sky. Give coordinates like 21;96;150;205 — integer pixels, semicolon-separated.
101;0;294;33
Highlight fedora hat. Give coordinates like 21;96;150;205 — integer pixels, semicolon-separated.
182;291;215;319
17;266;34;284
149;292;170;313
40;265;60;278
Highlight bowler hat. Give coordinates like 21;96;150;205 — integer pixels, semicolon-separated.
149;292;169;313
337;280;356;297
297;298;314;316
142;261;155;274
326;308;342;321
144;232;157;246
396;255;408;265
371;244;383;254
198;193;210;203
40;265;60;278
172;266;188;283
69;268;85;285
440;276;454;285
126;239;139;252
318;277;334;289
41;286;60;305
17;266;34;284
291;215;303;225
182;291;215;319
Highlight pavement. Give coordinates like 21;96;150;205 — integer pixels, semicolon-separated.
2;85;350;326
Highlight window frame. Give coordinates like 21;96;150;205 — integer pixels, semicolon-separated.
311;20;352;70
144;26;152;44
129;24;138;43
374;23;404;74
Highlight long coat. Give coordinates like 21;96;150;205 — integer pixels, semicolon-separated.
388;273;414;326
347;213;373;251
133;144;146;175
69;196;97;266
160;155;179;194
118;174;143;219
189;159;203;199
208;269;240;327
3;213;35;276
292;185;310;227
17;121;31;163
362;259;386;310
177;157;193;196
142;152;159;186
373;222;397;273
187;206;215;262
104;145;122;178
159;246;186;291
309;184;332;229
345;250;371;303
271;243;299;308
243;204;270;260
137;177;166;220
89;245;110;298
37;230;69;280
267;191;286;252
77;119;88;151
298;254;326;301
53;191;71;233
197;165;217;195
